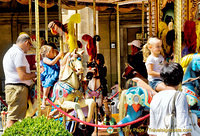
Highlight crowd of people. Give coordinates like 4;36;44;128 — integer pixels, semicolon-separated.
2;32;197;136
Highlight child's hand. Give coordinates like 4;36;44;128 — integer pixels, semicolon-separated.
40;66;44;73
58;51;64;58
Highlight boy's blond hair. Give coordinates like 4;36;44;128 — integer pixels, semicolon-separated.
40;45;52;58
142;37;164;62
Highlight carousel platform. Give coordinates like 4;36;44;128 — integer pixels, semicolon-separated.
92;128;119;136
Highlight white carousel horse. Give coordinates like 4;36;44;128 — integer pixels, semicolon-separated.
26;49;96;123
50;49;95;123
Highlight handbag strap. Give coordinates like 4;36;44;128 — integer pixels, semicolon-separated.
171;91;179;115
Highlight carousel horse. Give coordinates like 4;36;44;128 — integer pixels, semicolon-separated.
50;49;95;123
82;34;104;121
117;65;156;136
26;49;96;124
118;84;153;136
181;53;200;115
85;61;102;106
48;13;81;52
84;61;105;121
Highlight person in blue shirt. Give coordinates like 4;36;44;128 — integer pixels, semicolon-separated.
40;45;63;109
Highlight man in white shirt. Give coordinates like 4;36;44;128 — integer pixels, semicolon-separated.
3;33;36;128
148;62;191;136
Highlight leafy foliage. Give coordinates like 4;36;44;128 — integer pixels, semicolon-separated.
3;116;72;136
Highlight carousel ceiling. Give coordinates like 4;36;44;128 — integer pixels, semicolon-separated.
0;0;148;13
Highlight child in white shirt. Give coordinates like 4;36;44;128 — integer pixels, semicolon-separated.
143;37;165;92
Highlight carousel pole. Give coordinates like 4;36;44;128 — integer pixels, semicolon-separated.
75;0;78;39
149;0;152;37
35;0;41;116
116;3;121;99
58;0;65;127
174;0;182;63
45;0;48;42
158;0;162;38
93;1;98;135
93;0;96;36
142;1;145;44
58;0;63;53
29;0;32;35
157;0;159;36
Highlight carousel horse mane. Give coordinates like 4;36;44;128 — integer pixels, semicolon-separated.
82;34;100;62
181;53;200;73
184;21;197;53
158;21;173;60
48;13;81;53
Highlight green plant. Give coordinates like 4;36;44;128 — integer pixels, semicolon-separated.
3;115;72;136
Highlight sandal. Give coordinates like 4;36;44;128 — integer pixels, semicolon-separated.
41;104;46;110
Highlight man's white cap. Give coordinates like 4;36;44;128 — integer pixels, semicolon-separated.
128;40;142;48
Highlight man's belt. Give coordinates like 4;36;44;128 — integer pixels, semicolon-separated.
5;83;30;89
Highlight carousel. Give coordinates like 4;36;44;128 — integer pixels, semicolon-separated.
0;0;200;136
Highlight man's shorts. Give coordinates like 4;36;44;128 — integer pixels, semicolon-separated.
5;85;28;121
149;79;163;90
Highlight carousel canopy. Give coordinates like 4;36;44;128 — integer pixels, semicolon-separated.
0;0;148;13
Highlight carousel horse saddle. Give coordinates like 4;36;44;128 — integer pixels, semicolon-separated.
86;87;102;98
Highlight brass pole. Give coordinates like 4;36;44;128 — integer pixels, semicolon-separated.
75;0;78;13
93;1;98;135
187;0;189;20
58;0;63;53
58;0;65;127
93;0;96;35
35;0;41;116
156;0;159;36
149;0;152;37
29;0;32;35
63;108;66;128
174;0;182;63
117;3;121;100
45;0;48;42
142;1;144;44
75;0;78;39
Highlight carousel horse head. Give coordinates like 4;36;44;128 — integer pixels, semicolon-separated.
60;49;84;81
117;86;152;136
48;20;68;36
190;56;200;72
122;63;137;80
86;61;98;80
49;14;81;53
69;49;84;75
122;63;148;83
124;87;152;112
